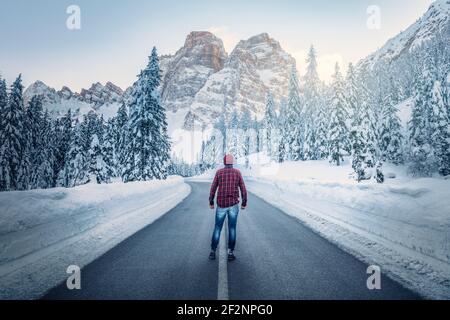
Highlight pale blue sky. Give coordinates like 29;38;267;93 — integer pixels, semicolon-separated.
0;0;433;91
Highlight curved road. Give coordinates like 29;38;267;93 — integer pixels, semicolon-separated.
43;182;419;300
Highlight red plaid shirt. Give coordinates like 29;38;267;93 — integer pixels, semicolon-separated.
209;167;247;208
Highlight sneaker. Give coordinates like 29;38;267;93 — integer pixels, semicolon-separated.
209;250;216;260
227;250;236;261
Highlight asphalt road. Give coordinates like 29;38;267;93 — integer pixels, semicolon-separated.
43;182;420;300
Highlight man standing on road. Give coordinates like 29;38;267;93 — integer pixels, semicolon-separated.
209;154;247;261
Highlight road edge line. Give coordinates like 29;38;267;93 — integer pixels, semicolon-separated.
217;218;229;300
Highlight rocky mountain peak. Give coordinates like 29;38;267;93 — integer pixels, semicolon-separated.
160;30;227;113
183;33;295;129
227;45;258;69
245;33;271;45
175;31;227;71
25;80;53;96
58;86;73;99
24;80;58;105
105;81;124;96
184;31;222;50
79;82;123;107
28;80;50;90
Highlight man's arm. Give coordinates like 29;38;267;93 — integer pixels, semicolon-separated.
209;172;219;207
238;172;247;208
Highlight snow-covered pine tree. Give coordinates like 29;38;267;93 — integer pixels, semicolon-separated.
229;109;239;158
408;56;435;177
64;120;90;187
243;134;251;168
0;77;7;190
446;72;450;121
210;136;221;168
328;64;349;166
24;95;45;189
430;80;450;176
360;103;377;169
0;75;26;191
350;107;377;182
240;109;252;133
277;99;288;163
214;114;227;157
126;47;171;181
37;110;56;189
55;110;73;187
303;46;321;121
199;140;206;170
146;47;171;179
98;114;106;140
103;118;117;178
0;77;7;135
113;103;129;178
348;64;372;181
286;66;304;160
346;63;360;126
446;72;450;119
372;65;400;158
201;135;220;169
311;104;329;160
199;140;208;170
253;116;261;154
80;112;100;153
88;132;112;184
303;45;327;160
379;92;404;165
350;123;367;182
77;112;103;184
304;46;320;91
264;92;277;158
240;109;252;168
120;135;135;183
360;69;379;170
123;70;144;182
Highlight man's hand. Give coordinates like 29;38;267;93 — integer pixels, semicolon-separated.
209;204;215;209
241;205;247;210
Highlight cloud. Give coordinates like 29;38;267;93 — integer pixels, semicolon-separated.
291;49;345;84
207;26;239;53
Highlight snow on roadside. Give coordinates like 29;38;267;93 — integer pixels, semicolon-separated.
0;176;190;299
241;156;450;299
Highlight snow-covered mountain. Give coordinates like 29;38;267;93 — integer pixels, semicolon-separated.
79;81;124;107
23;80;128;119
359;0;450;69
184;33;295;129
160;31;227;114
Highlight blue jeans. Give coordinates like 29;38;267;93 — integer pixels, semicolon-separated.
211;204;239;251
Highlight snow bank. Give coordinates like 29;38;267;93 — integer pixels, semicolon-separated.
0;177;190;299
242;157;450;299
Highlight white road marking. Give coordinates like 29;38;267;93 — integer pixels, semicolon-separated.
217;218;229;300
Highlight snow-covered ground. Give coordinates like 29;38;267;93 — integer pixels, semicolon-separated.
196;154;450;299
0;177;190;299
